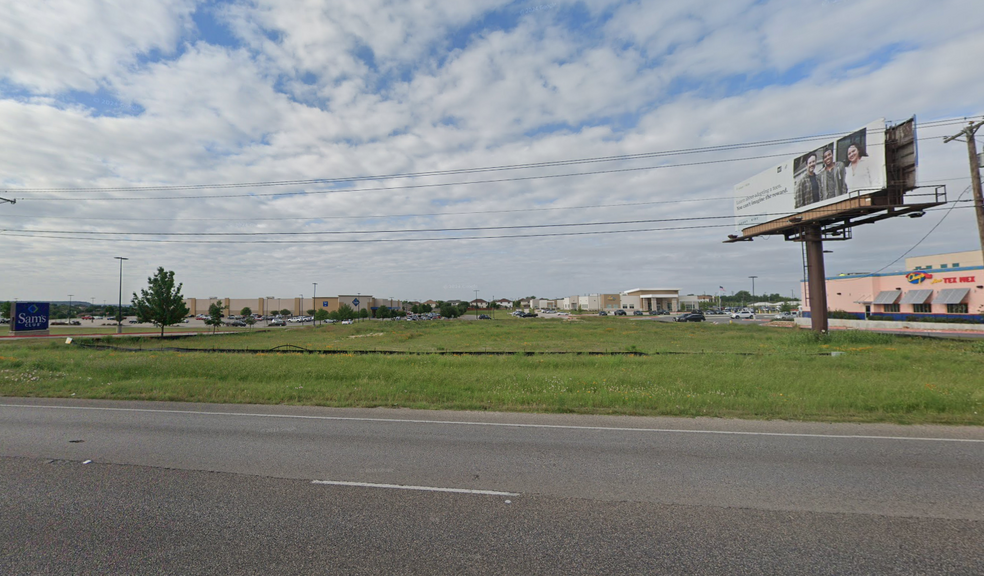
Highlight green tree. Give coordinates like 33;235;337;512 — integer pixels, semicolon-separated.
314;309;330;324
206;302;225;333
131;267;191;338
280;308;291;317
329;303;356;321
240;307;252;318
0;301;10;319
358;307;370;319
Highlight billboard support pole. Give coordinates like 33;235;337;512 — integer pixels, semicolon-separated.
944;120;984;258
803;225;829;333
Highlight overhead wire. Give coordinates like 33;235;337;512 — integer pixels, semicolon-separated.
2;117;974;203
2;200;979;244
0;176;972;222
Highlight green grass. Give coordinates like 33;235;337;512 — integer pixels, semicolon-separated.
2;317;983;424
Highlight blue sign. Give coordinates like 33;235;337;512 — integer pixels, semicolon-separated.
12;302;50;332
352;298;360;306
322;300;329;307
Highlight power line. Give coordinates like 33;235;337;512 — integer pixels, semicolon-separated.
4;152;797;201
0;176;972;222
871;185;973;275
0;223;733;244
9;136;966;204
4;117;972;200
3;202;979;242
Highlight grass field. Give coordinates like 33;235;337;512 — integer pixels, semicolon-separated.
2;316;982;424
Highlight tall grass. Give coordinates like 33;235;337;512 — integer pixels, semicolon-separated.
1;319;982;424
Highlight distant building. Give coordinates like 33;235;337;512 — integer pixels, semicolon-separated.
804;250;983;321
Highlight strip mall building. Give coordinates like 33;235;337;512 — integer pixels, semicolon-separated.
803;250;984;321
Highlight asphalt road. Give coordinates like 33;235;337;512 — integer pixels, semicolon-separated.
3;399;983;574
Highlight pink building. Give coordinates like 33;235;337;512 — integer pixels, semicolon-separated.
803;250;984;321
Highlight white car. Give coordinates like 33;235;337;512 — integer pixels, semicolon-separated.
341;319;354;325
731;310;755;319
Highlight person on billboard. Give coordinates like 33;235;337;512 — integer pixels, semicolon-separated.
793;154;820;208
818;147;847;200
844;142;875;193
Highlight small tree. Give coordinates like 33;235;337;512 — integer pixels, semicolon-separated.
358;307;369;319
280;308;291;317
131;267;191;338
333;303;356;321
314;309;330;324
0;301;10;319
206;302;225;333
240;307;252;318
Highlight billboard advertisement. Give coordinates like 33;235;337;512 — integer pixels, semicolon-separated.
734;119;887;231
11;302;50;333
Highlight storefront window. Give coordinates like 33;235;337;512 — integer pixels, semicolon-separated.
947;303;968;314
912;304;931;313
883;304;900;313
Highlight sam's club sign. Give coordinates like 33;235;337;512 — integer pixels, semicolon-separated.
12;302;50;333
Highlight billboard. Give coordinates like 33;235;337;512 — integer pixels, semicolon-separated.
11;302;50;333
734;119;887;231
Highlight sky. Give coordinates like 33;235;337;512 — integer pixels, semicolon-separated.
2;0;983;305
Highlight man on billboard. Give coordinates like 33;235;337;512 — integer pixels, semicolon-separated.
793;153;820;209
818;146;847;200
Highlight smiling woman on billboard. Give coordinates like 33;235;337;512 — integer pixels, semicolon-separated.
837;128;879;193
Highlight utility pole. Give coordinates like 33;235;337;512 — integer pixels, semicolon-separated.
114;257;128;334
944;119;984;257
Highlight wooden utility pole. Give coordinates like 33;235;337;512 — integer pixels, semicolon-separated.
944;120;984;257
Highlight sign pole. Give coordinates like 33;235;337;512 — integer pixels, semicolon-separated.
804;225;829;333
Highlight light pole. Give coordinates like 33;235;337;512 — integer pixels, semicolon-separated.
68;294;73;323
115;257;127;333
312;283;318;325
748;276;758;299
474;289;479;317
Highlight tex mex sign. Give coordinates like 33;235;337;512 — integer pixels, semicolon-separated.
906;272;977;285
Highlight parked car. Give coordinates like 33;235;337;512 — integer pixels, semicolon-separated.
614;309;627;316
598;311;608;316
478;314;491;320
225;320;247;327
632;310;644;316
774;312;796;321
731;310;755;320
268;319;286;327
341;319;354;325
676;311;706;322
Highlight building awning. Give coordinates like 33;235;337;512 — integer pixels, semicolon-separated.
872;290;902;305
936;288;970;305
900;289;934;305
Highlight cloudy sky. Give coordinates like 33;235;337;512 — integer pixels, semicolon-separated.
2;0;983;305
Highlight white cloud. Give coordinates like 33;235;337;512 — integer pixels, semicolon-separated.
1;0;982;302
0;0;195;93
